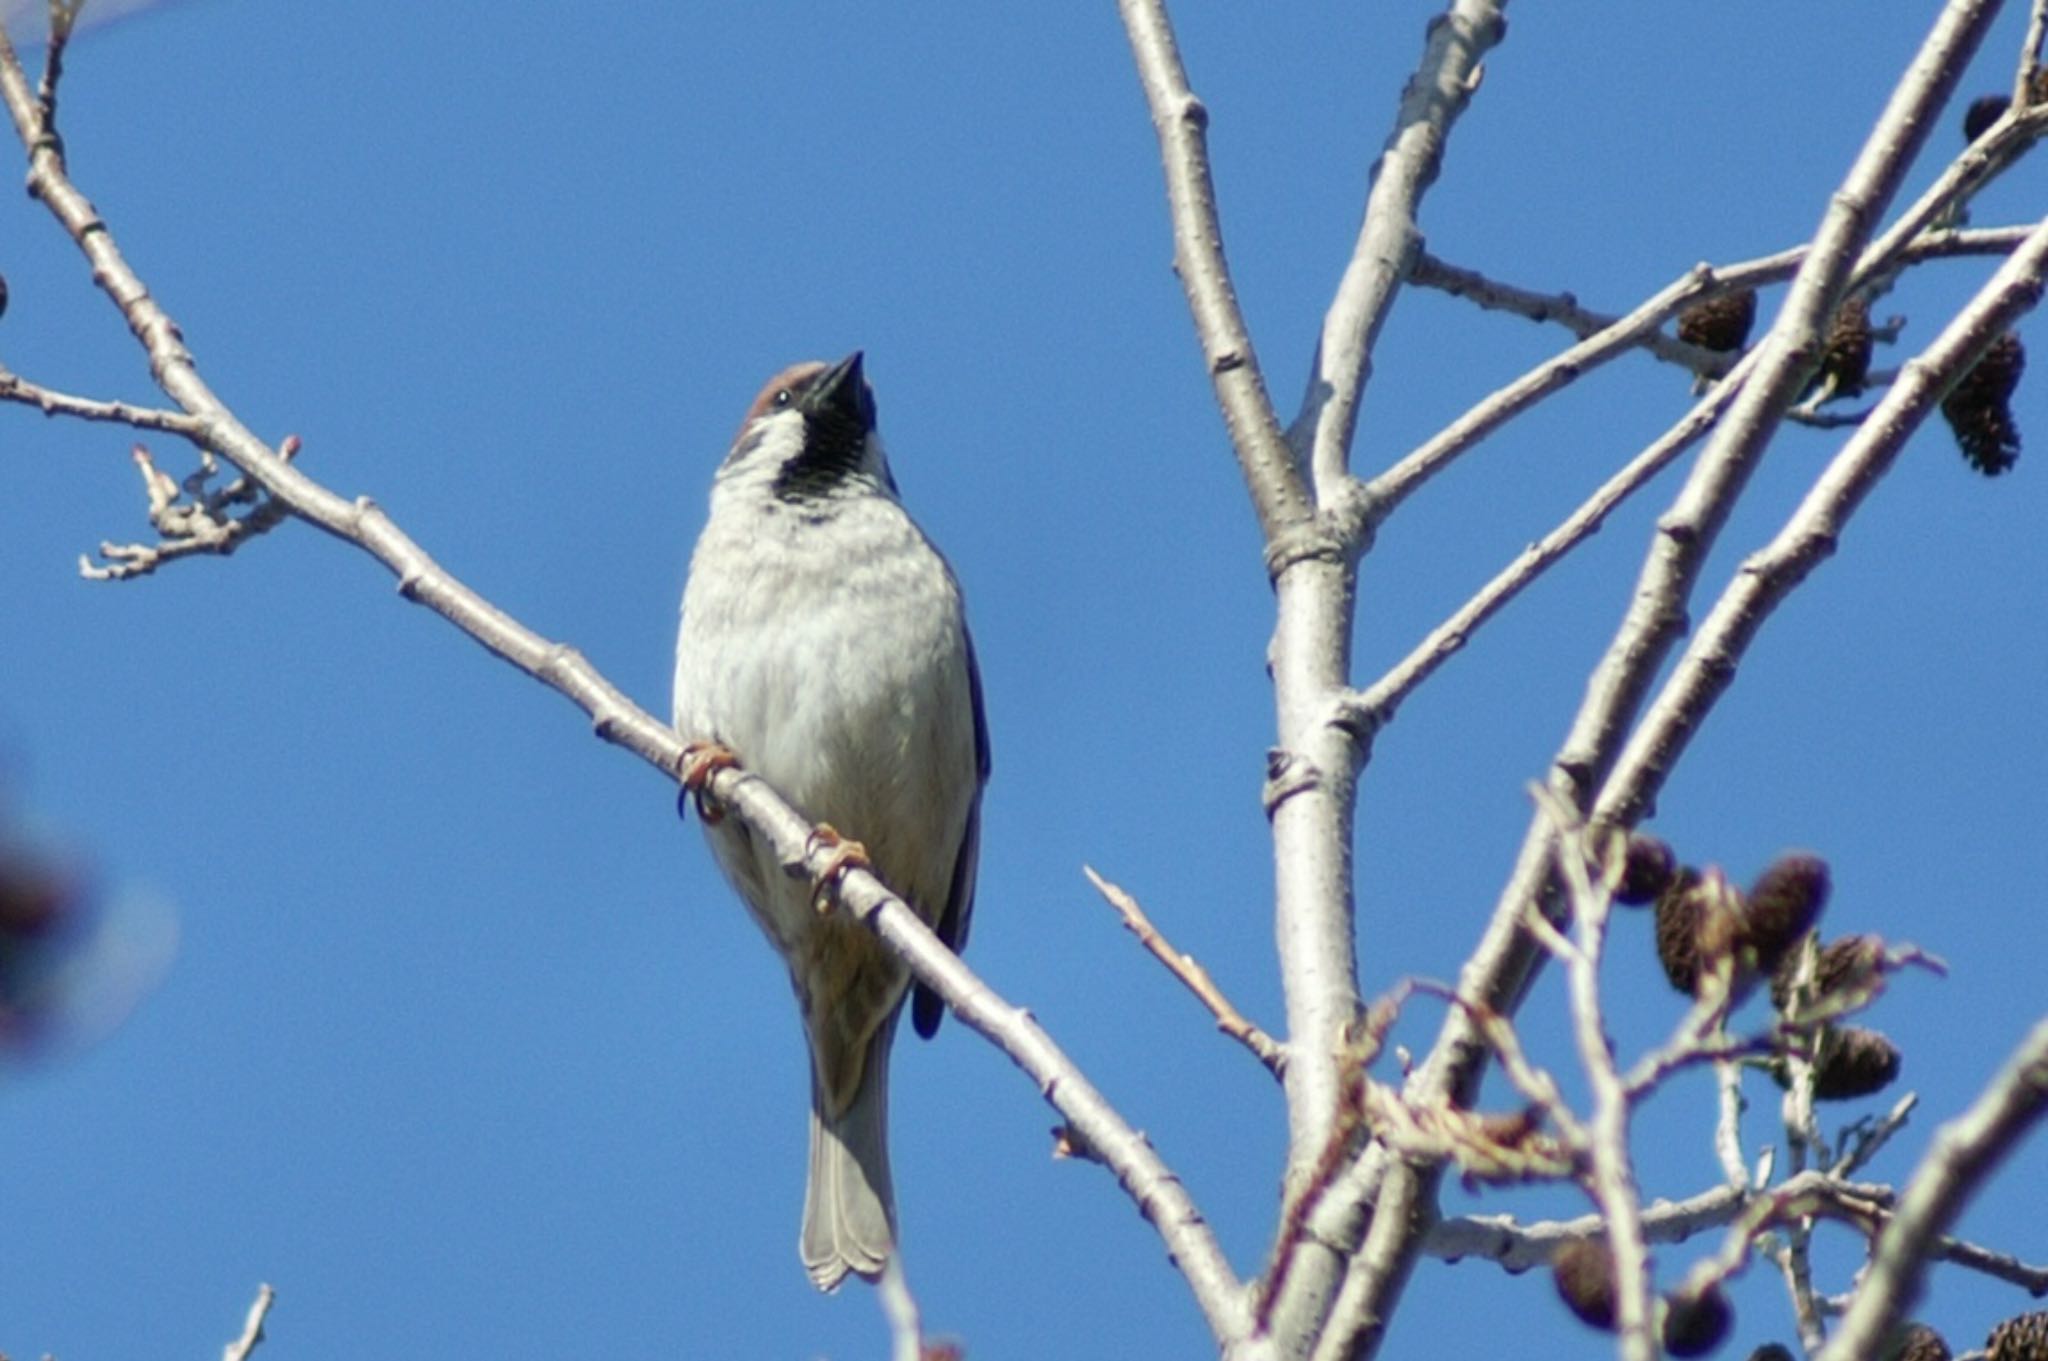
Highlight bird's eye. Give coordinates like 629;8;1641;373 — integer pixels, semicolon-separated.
773;388;793;408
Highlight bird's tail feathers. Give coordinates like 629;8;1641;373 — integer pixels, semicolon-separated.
801;1013;899;1292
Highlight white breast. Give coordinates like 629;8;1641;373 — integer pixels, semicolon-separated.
673;490;977;947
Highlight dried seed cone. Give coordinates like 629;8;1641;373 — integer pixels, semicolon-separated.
1552;1238;1617;1330
1615;831;1678;906
1964;93;2008;141
1987;1310;2048;1361
1771;932;1884;1012
1678;289;1758;354
1890;1320;1953;1361
1662;1284;1733;1357
1742;853;1830;972
1942;331;2026;477
1654;868;1705;995
1812;1025;1902;1100
1817;295;1874;398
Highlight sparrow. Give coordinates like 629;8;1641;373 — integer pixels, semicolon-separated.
671;352;989;1291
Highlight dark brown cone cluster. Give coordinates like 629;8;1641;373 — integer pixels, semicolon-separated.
1987;1309;2048;1361
1662;1284;1733;1357
1771;1025;1902;1100
1742;853;1830;972
1653;853;1832;998
1613;831;1677;906
1964;93;2008;141
1891;1321;1953;1361
1654;868;1708;994
1815;294;1874;399
1770;932;1884;1013
1942;331;2026;476
1552;1238;1617;1330
1678;289;1759;356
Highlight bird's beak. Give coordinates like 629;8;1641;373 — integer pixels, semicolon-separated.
812;351;872;429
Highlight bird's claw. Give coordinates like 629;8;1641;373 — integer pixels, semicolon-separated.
806;823;872;914
678;740;741;823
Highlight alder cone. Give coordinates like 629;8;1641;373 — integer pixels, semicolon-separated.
1942;331;2026;476
1677;289;1757;354
1770;932;1883;1013
1551;1238;1617;1331
1742;853;1829;972
1662;1284;1733;1358
1964;93;2007;140
1614;831;1677;906
1987;1310;2048;1361
1654;868;1705;995
1816;295;1873;397
1890;1321;1952;1361
1812;1026;1902;1100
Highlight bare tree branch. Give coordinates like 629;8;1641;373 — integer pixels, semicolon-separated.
1335;357;1748;736
1114;0;1304;541
1426;1168;2048;1293
220;1284;273;1361
1288;0;1508;502
1085;865;1286;1077
0;363;207;435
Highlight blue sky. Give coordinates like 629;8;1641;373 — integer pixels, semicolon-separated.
1;3;2043;1359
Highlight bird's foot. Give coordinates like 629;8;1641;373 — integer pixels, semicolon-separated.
678;740;741;823
806;823;872;914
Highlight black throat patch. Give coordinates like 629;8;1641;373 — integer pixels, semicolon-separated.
771;408;869;502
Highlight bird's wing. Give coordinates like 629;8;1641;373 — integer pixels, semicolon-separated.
912;627;990;1039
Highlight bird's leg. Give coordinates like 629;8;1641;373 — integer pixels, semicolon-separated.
678;740;741;824
806;823;872;914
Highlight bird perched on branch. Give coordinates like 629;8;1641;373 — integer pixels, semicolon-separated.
672;352;989;1290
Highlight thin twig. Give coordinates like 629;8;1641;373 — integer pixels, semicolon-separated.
2020;0;2048;101
1365;267;1718;515
1423;1168;2048;1295
1288;0;1507;502
1084;865;1285;1077
1113;0;1304;540
878;1256;927;1361
1411;227;2035;371
1537;789;1656;1361
0;364;209;435
1335;358;1747;735
221;1284;274;1361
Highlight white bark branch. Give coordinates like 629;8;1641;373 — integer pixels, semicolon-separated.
220;1284;274;1361
1114;0;1306;541
1288;0;1508;502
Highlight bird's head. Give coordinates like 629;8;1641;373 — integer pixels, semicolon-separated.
717;351;896;501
